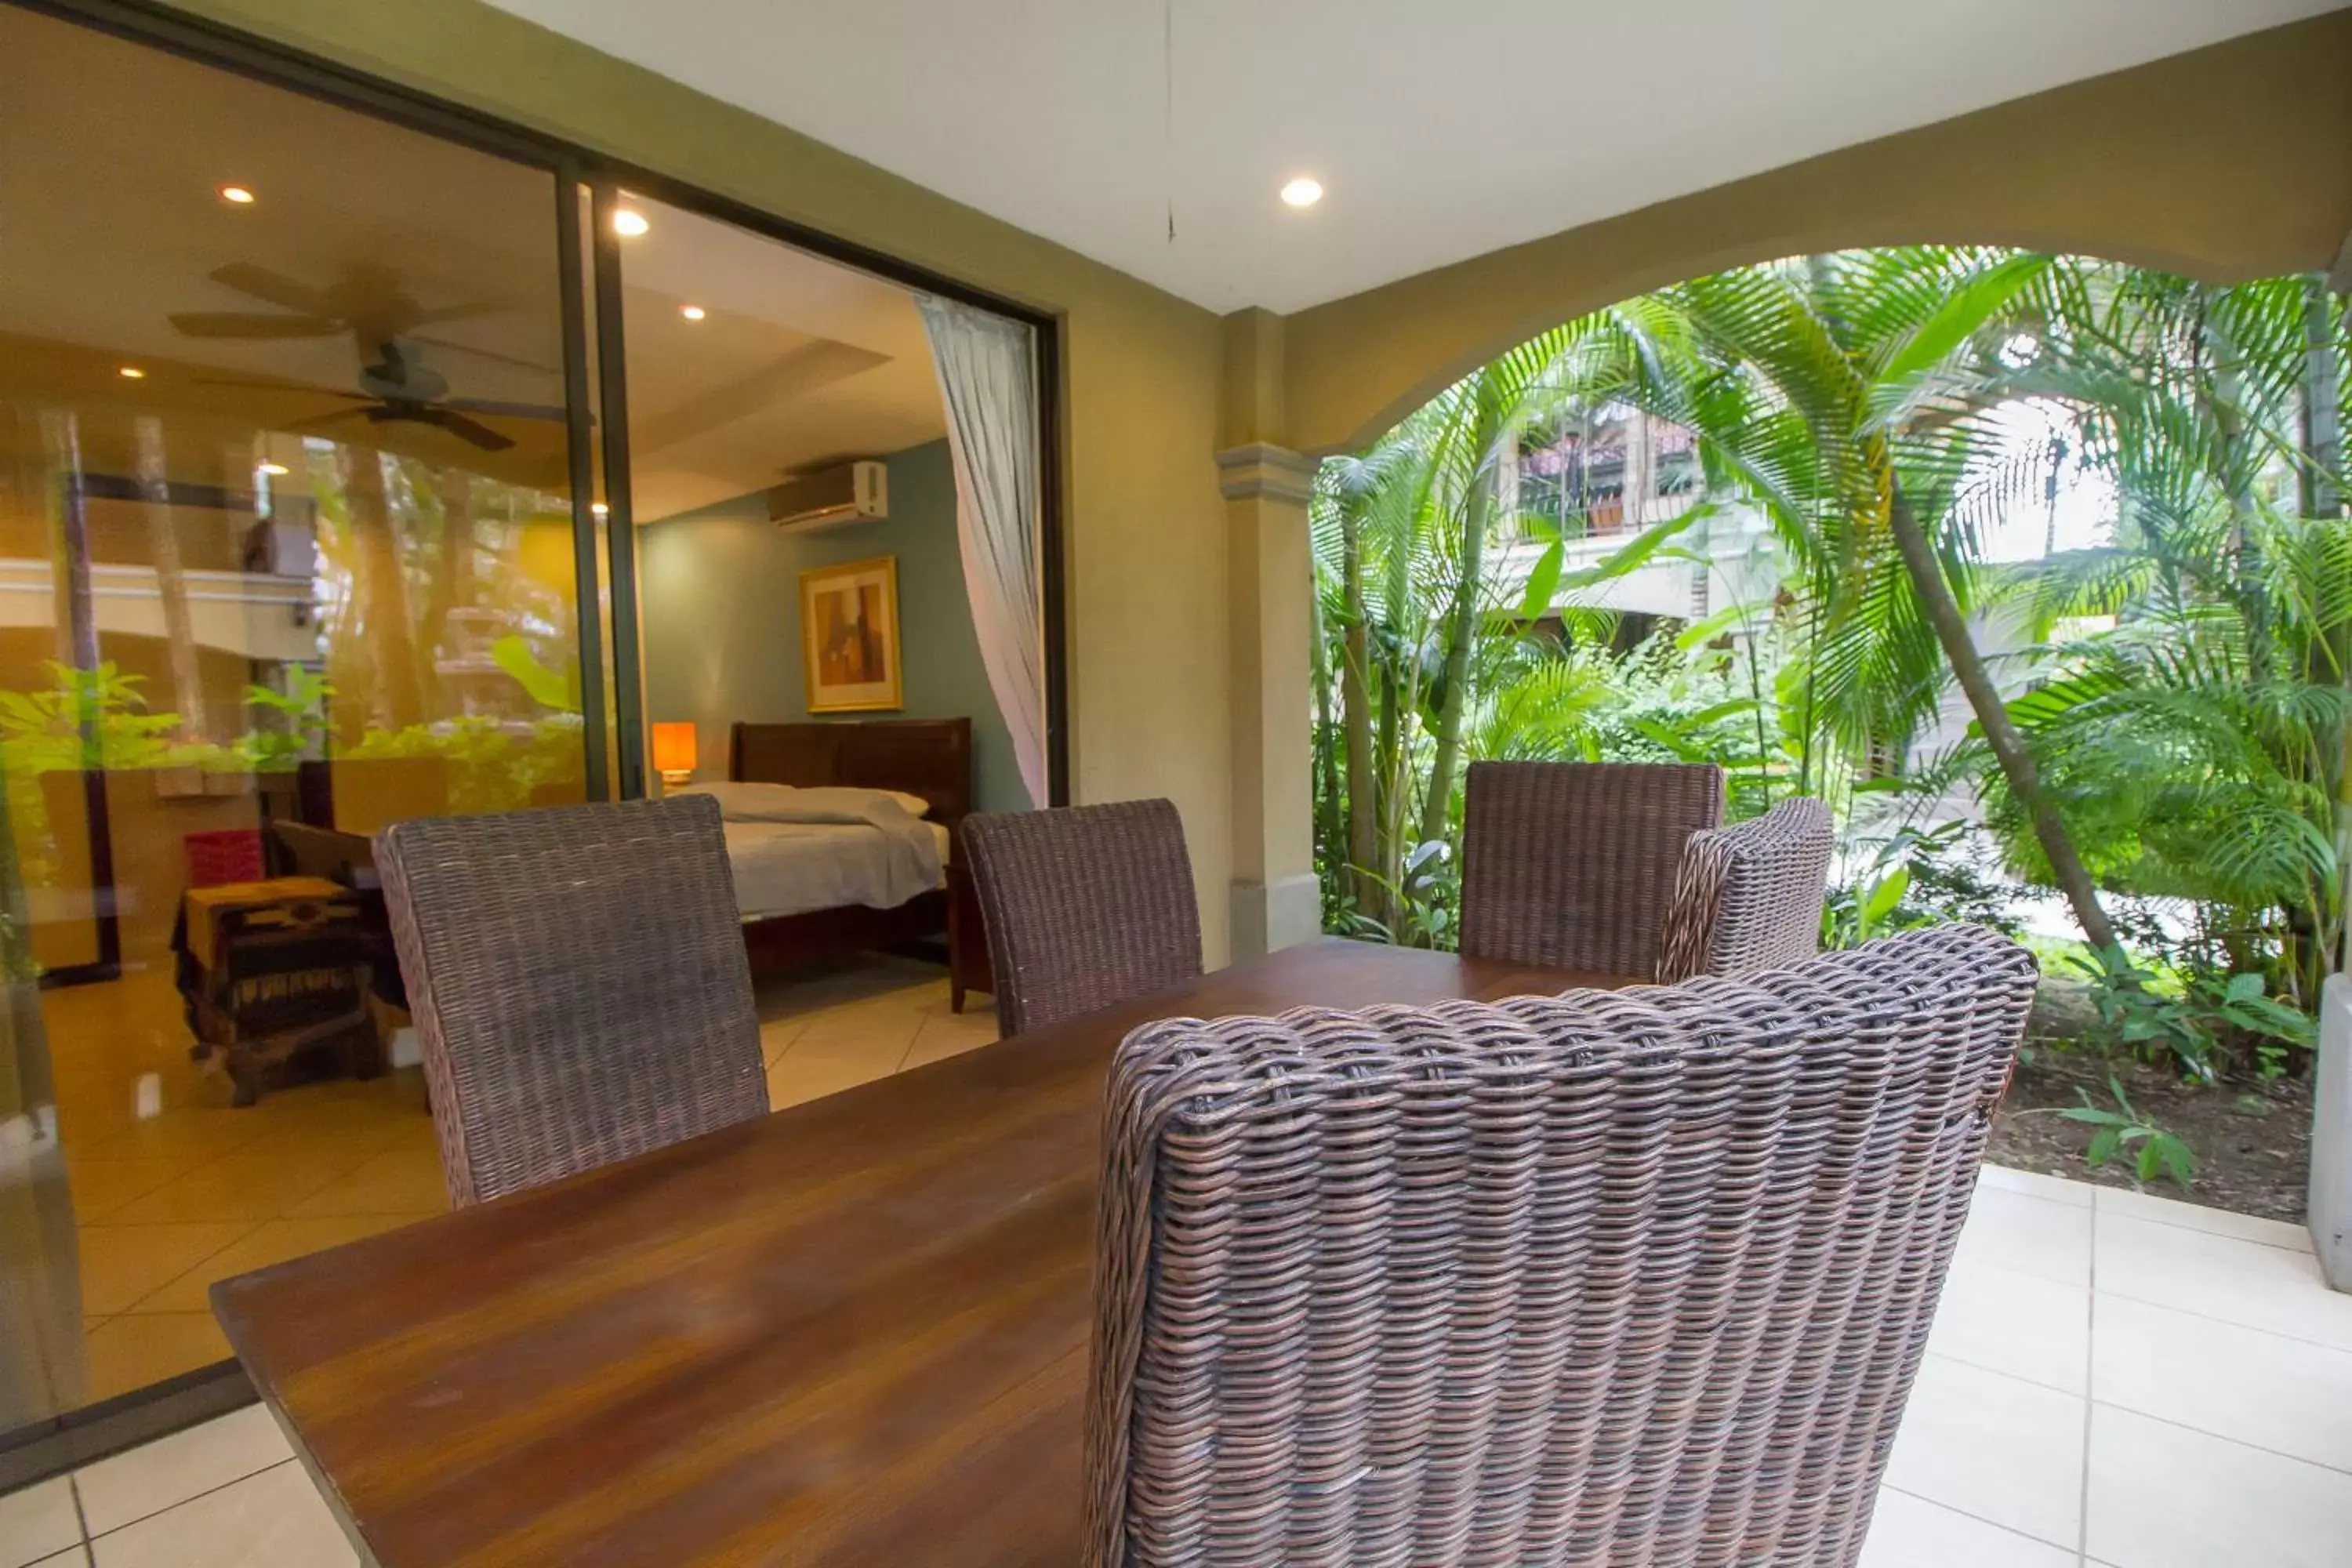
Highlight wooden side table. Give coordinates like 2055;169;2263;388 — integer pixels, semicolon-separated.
946;858;993;1014
174;877;379;1105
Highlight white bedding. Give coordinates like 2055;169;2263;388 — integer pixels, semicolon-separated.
671;783;947;920
723;820;950;920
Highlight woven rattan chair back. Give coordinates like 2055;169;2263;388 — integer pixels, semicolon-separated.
379;795;766;1208
960;798;1202;1037
1654;795;1837;984
1457;759;1724;974
1084;923;2038;1568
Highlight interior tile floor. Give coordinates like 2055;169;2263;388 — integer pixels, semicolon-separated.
5;1162;2345;1566
37;955;993;1407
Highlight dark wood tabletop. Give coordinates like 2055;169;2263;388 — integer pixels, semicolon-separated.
212;938;1630;1567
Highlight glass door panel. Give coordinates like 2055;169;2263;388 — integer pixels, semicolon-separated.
0;2;593;1421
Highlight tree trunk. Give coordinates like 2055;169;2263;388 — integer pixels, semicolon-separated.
1886;481;2118;951
1307;568;1343;909
419;469;474;714
2205;292;2270;681
342;449;424;734
1374;661;1401;927
1338;506;1378;915
1417;476;1491;848
2301;276;2352;972
132;419;209;742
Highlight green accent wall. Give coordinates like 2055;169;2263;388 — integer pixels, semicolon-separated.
639;439;1029;812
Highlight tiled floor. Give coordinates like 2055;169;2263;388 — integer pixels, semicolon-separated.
1868;1167;2352;1568
6;1164;2344;1565
36;956;994;1407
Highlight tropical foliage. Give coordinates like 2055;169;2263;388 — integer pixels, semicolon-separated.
1312;247;2348;1094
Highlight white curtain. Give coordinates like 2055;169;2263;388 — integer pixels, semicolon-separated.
916;294;1047;808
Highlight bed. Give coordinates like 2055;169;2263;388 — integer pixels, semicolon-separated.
716;717;973;981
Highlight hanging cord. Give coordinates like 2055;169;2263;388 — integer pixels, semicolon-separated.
1163;0;1176;243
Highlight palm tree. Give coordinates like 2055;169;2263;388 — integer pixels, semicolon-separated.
1587;249;2120;949
1991;265;2352;990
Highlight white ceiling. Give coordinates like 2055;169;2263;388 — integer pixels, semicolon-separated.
485;0;2339;314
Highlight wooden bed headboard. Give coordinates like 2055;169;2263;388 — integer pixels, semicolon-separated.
728;718;974;829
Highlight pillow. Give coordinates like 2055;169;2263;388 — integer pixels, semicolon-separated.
675;781;931;821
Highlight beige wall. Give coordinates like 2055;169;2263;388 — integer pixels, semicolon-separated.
162;0;1240;962
1285;9;2352;454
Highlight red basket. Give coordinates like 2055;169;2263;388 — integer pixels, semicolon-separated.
184;829;267;888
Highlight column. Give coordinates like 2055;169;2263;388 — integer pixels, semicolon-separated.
1218;440;1319;960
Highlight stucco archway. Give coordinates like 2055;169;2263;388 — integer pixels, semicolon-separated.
1278;9;2352;457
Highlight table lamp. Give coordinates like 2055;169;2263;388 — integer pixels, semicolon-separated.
651;722;698;788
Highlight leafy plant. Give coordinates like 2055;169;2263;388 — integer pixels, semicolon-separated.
235;669;335;771
2066;944;2212;1080
1337;838;1458;949
2060;1075;2196;1190
347;714;585;815
2063;944;2311;1082
490;634;582;714
2188;968;2315;1080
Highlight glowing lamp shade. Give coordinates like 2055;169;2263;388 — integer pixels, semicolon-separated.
651;722;698;786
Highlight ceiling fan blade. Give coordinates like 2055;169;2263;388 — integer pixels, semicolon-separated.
169;311;343;339
441;397;568;423
208;263;341;317
404;405;515;452
407;333;558;376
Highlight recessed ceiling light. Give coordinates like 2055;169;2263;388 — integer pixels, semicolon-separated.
117;365;147;379
612;209;649;238
218;184;256;205
256;461;289;477
679;304;706;321
1279;176;1323;209
590;502;610;517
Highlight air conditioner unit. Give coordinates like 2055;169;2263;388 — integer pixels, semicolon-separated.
768;460;887;533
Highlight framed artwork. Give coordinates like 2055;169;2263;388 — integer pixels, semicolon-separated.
799;554;903;713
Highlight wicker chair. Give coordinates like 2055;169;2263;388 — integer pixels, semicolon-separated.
1457;759;1724;976
378;795;766;1208
1654;796;1837;984
959;798;1201;1037
1085;923;2038;1568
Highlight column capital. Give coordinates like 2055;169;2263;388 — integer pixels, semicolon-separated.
1214;443;1318;506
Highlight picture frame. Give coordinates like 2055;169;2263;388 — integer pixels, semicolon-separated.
799;554;903;713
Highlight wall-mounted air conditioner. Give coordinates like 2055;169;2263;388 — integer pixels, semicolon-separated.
768;460;887;533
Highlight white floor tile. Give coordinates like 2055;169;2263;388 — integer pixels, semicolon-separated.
1980;1163;2095;1209
2095;1216;2352;1352
74;1406;292;1536
88;1463;352;1568
2084;1405;2352;1568
24;1552;89;1568
1954;1185;2093;1289
2091;1294;2352;1473
1929;1257;2090;1393
2093;1187;2313;1254
1861;1486;2079;1567
1883;1354;2085;1549
0;1478;82;1568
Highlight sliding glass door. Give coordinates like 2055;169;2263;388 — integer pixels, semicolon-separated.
0;2;600;1430
0;0;1061;1458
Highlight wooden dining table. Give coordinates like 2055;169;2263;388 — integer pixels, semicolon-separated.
212;938;1631;1567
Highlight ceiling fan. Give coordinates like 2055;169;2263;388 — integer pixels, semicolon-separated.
171;263;564;452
